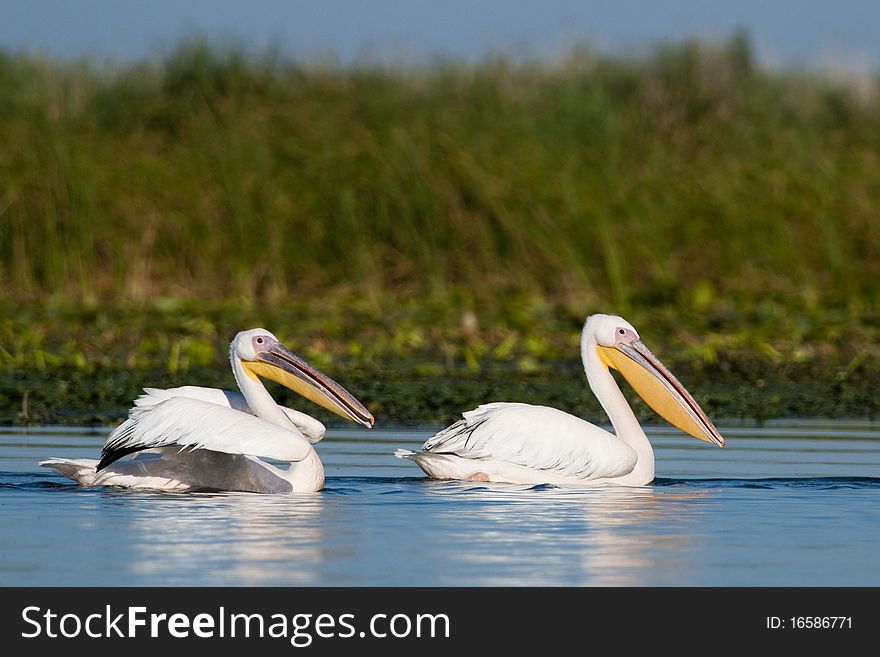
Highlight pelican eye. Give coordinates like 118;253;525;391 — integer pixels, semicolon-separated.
618;328;625;335
257;337;264;344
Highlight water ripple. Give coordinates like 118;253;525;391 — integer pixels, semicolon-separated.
3;423;880;586
657;476;880;490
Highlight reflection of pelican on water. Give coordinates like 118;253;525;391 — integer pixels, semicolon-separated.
122;492;328;585
419;481;715;585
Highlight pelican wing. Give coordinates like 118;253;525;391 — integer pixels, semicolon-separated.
422;402;637;480
137;386;326;443
98;396;313;471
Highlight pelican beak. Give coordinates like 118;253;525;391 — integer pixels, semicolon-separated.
243;342;374;428
596;339;724;447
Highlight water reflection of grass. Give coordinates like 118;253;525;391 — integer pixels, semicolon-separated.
0;37;878;423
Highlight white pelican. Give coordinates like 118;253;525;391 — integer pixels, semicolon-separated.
396;314;724;486
41;328;374;493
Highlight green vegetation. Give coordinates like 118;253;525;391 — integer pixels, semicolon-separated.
0;37;878;425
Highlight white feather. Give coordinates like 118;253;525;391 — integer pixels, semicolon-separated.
40;450;298;493
39;458;100;486
104;396;314;464
138;386;326;443
417;402;637;481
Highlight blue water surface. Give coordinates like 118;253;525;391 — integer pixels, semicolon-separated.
1;421;878;586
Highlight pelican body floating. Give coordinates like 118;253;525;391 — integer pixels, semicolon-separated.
396;314;724;486
41;329;373;493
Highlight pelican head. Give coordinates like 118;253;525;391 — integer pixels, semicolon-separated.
232;328;374;428
586;314;724;447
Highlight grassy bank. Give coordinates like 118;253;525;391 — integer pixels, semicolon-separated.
1;37;878;423
0;298;876;425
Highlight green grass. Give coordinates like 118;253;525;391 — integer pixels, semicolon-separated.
0;36;878;424
0;297;876;425
3;37;880;307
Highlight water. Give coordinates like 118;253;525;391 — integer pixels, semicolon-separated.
1;421;879;586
